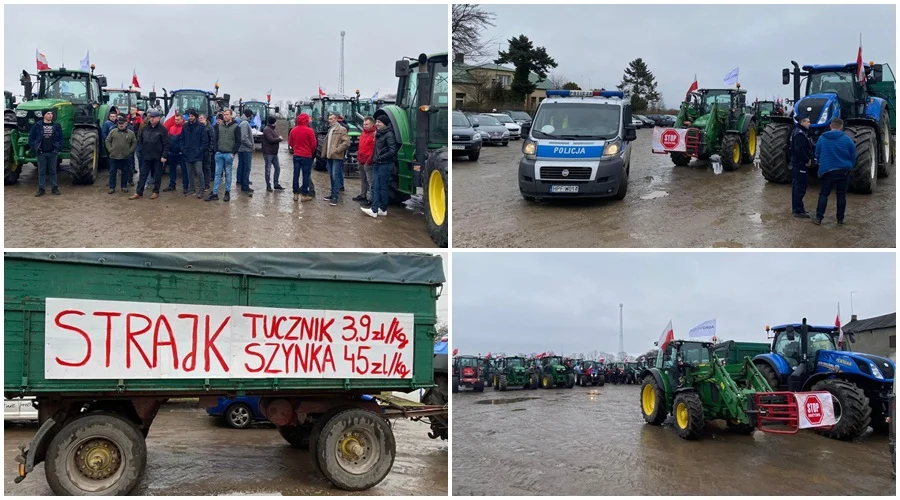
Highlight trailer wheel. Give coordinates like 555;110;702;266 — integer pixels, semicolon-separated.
225;403;253;429
811;378;871;440
641;375;667;425
673;391;705;440
45;413;147;496
4;129;20;185
314;408;396;491
279;424;313;449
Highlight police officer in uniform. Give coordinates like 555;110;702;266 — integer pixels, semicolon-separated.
790;114;815;218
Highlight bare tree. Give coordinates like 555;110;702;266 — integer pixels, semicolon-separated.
548;72;568;90
465;69;495;109
452;4;497;63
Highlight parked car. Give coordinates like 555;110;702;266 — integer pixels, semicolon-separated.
5;397;37;422
206;396;268;429
634;114;655;128
467;113;510;145
452;111;483;161
484;113;522;139
501;110;533;134
664;114;677;126
631;117;644;128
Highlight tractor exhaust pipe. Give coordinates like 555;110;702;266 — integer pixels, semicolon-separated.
790;61;802;103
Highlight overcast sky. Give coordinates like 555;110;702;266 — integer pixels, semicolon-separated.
5;4;446;102
474;4;895;106
452;253;895;357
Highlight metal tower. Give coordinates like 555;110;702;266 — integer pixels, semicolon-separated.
339;31;345;94
618;303;626;361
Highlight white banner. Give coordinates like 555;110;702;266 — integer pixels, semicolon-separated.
45;298;415;380
796;392;836;429
651;127;688;153
688;319;717;339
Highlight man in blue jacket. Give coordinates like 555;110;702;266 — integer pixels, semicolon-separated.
28;109;63;197
790;114;815;218
100;107;119;145
813;117;856;225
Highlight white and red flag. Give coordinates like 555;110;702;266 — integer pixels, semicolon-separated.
659;320;674;351
36;49;49;70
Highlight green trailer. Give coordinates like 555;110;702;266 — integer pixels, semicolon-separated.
712;340;771;382
5;252;444;494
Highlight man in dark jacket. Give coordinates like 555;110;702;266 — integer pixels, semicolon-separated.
206;108;242;202
262;117;284;192
790;114;815;218
130;110;169;200
27;108;63;196
100;107;119;145
361;115;397;218
200;114;215;191
164;114;189;193
105;116;137;194
813;117;857;225
182;109;209;198
126;106;143;186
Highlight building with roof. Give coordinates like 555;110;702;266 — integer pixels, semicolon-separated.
843;312;895;359
452;55;552;111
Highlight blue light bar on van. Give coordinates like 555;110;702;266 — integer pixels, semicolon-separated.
546;90;624;98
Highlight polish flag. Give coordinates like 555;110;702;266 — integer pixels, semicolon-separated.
163;104;178;129
856;36;866;89
686;74;698;96
836;304;844;348
536;352;546;359
266;89;272;103
36;49;50;71
132;69;141;89
452;348;458;356
658;320;674;351
318;86;326;97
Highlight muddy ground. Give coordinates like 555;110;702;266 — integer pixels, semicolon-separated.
5;142;434;248
452;384;894;495
452;130;896;248
4;402;447;496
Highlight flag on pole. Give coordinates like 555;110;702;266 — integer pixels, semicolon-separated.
318;86;326;97
856;34;866;89
372;89;380;100
164;103;178;129
452;348;458;356
723;67;739;86
266;89;272;103
132;69;141;89
686;74;698;96
80;51;90;71
836;303;844;348
658;320;674;351
36;49;50;71
689;319;717;339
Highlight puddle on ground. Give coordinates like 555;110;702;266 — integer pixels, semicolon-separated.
474;397;540;405
747;212;762;223
640;190;669;200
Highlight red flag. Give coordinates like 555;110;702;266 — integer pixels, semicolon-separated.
536;352;546;359
686;74;698;95
856;38;866;88
658;320;674;351
836;304;844;348
164;104;178;129
452;348;458;356
318;86;326;97
36;49;49;71
266;89;272;103
132;69;141;89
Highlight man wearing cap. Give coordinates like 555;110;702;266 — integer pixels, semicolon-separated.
182;109;209;198
813;117;856;225
105;116;137;194
361;115;397;218
27;108;63;197
262;116;285;192
790;114;815;218
131;109;169;200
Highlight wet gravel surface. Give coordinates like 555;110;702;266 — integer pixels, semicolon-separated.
451;384;894;495
5;403;447;495
452;131;896;248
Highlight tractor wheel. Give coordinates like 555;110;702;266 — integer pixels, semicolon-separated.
498;374;508;392
493;375;499;390
70;128;99;185
759;122;792;184
846;126;877;194
877;108;892;178
670;152;690;167
451;376;459;394
720;134;742;171
474;380;485;393
640;376;666;425
754;362;780;391
811;379;871;440
4;129;20;185
423;151;448;248
528;373;538;389
598;375;605;387
672;391;705;440
579;375;587;387
566;373;576;389
541;373;554;389
741;122;757;164
279;424;313;450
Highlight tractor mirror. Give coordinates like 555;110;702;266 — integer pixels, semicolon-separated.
223;93;231;105
871;64;884;83
786;325;796;341
149;92;156;101
274;106;280;114
625;125;637;141
395;59;411;77
782;68;790;85
97;76;108;88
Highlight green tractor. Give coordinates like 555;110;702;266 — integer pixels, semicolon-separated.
668;87;757;171
4;91;17;124
538;356;576;389
6;66;111;185
374;53;449;248
310;92;364;173
492;356;539;391
624;362;641;384
150;86;231;127
232;98;280;145
751;100;778;130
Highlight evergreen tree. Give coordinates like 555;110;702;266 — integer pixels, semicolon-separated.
616;58;661;112
562;82;581;90
495;35;558;104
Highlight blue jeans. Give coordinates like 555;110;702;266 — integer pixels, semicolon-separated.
326;159;343;200
109;158;129;189
37;152;58;190
791;163;808;214
816;169;850;222
213;152;234;195
167;153;188;190
371;163;390;212
293;156;312;195
237;151;252;191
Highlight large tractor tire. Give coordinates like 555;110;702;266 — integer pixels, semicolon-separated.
810;378;871;440
528;373;539;390
474;380;485;393
493;375;499;390
541;373;554;389
45;413;147;495
70;128;99;185
672;391;705;440
640;375;666;425
566;373;576;389
498;374;508;391
720;133;742;171
741;122;757;164
423;150;448;248
754;362;781;391
4;129;20;185
877;108;893;178
313;408;396;491
597;375;605;387
759;122;792;184
670;152;691;167
451;376;459;394
846;126;877;194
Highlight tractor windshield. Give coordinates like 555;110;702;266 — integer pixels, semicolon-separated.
507;358;524;367
107;91;136;113
809;332;838;357
42;74;93;103
323;100;354;120
244;102;267;128
457;357;478;368
807;71;856;104
171;91;210;117
532;103;621;140
679;342;711;366
430;58;449;144
758;102;775;113
700;91;731;112
544;356;562;366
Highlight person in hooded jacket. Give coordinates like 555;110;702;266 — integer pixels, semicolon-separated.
354;116;376;206
164;114;189;193
813;117;856;225
361;115;397;218
288;113;317;202
789;114;815;218
182;109;209;198
262;117;285;191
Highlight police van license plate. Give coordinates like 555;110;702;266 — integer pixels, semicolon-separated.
452;145;465;150
550;185;579;193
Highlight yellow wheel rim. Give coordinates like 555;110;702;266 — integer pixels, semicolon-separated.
732;143;740;164
748;127;757;156
428;170;446;226
641;384;655;415
676;402;689;429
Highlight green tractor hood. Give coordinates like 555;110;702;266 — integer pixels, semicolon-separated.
15;98;70;112
691;113;711;129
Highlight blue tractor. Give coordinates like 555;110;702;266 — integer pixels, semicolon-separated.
752;318;895;440
759;61;896;194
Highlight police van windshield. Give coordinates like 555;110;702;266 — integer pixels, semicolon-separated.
532;103;620;140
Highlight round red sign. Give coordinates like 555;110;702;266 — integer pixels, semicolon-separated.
661;129;680;150
804;394;823;425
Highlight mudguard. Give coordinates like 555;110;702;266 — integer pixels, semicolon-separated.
865;97;888;123
753;353;792;377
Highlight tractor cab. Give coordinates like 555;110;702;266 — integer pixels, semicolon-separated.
153;87;230;125
5;91;16;124
105;88;142;115
754;100;776;116
656;340;716;387
232;99;279;143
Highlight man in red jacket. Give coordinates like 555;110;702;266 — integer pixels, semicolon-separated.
353;116;376;206
288;113;317;202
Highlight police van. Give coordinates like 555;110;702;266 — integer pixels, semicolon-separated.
518;90;637;201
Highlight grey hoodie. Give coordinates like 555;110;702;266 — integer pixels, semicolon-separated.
238;117;254;152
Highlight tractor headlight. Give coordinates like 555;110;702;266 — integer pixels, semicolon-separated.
522;140;536;159
869;361;884;379
602;138;622;158
817;107;830;125
15;110;27;118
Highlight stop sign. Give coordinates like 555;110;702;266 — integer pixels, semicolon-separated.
661;128;680;150
804;394;824;425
